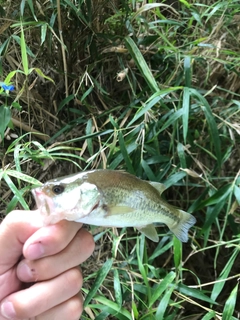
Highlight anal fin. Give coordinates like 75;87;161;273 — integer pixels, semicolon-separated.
136;224;159;242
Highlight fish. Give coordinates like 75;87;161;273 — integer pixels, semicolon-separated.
32;170;196;242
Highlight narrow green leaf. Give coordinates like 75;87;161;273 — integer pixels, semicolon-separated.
20;26;28;75
190;89;222;167
163;171;186;189
4;70;17;83
13;144;22;173
159;108;184;134
118;131;135;174
27;0;37;21
211;248;239;301
41;23;47;45
86;119;93;156
84;258;113;307
178;283;217;304
58;94;75;112
198;184;232;208
128;87;182;127
34;68;54;83
109;141;137;170
177;142;186;168
150;271;176;307
234;185;240;205
20;0;26;16
201;311;216;320
182;87;190;143
156;284;176;320
202;200;226;232
124;36;159;93
12;35;35;57
184;56;191;87
222;282;238;320
3;173;29;210
6;186;30;213
113;269;122;308
173;237;182;269
6;170;42;186
141;159;156;181
0;170;4;181
91;295;132;319
0;38;11;56
131;3;179;20
0;106;11;138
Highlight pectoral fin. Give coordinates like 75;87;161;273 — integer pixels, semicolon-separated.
136;224;159;242
107;205;134;215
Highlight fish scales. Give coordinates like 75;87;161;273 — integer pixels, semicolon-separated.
32;170;196;242
85;171;181;222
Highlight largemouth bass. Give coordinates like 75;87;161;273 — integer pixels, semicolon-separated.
32;170;196;242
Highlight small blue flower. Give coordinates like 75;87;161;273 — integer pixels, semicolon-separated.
0;82;15;91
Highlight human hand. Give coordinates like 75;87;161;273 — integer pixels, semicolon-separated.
0;210;95;320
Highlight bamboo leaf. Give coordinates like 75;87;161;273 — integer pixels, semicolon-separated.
3;173;29;210
124;36;159;93
20;26;29;75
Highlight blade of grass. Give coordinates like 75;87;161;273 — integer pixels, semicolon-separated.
113;269;122;308
182;86;190;143
149;271;176;307
190;88;222;167
84;258;113;308
155;284;176;320
118;131;135;174
211;248;239;302
127;87;182;127
222;282;238;320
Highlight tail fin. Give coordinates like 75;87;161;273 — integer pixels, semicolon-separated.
169;210;196;242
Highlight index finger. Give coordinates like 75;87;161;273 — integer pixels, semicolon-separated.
0;210;43;274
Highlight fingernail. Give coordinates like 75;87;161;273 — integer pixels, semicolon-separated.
1;301;16;319
26;242;45;260
17;262;34;281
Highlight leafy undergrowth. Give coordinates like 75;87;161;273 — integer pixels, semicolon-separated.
1;0;240;319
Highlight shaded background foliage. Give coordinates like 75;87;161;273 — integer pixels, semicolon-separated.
1;0;240;319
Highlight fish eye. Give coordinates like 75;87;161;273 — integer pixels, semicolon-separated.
52;185;65;195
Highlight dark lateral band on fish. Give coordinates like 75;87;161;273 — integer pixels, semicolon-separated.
32;170;196;242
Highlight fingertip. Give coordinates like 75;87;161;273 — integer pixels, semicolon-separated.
0;301;16;320
81;228;95;255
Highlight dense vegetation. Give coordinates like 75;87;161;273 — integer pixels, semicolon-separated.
1;0;240;319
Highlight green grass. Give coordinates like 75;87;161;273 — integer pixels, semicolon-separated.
1;0;240;318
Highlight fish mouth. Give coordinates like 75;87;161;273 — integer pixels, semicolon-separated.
32;188;54;217
91;200;100;212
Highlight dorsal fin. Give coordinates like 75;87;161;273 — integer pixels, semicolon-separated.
147;181;166;195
